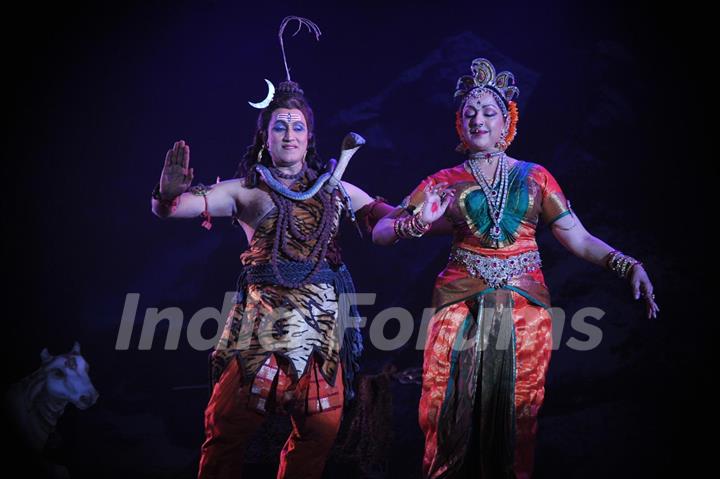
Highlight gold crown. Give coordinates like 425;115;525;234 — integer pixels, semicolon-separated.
454;58;519;116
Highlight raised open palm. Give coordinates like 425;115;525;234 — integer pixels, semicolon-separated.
420;182;455;224
160;140;194;199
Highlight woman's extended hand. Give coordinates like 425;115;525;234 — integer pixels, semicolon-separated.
629;264;660;319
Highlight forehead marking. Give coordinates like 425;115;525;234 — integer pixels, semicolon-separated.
275;113;303;123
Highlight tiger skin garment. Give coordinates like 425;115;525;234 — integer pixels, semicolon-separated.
212;170;349;394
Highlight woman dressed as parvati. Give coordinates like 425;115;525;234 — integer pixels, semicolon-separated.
371;58;659;478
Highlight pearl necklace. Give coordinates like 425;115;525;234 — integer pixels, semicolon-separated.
467;153;509;241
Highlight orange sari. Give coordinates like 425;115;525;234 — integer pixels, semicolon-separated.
404;161;570;478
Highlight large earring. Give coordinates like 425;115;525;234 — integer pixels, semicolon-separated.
257;145;266;163
496;122;509;151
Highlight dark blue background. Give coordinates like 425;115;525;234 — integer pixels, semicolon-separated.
6;1;708;477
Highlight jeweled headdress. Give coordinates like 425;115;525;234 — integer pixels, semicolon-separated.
454;58;519;118
247;16;321;109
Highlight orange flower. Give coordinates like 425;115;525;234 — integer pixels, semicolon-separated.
504;101;519;148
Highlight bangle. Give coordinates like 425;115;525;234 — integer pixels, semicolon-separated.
393;211;431;239
605;250;641;279
151;183;179;208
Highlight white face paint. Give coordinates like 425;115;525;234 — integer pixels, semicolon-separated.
275;112;303;124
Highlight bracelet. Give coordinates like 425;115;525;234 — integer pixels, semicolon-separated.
605;250;641;279
151;183;180;208
393;211;431;239
152;182;212;230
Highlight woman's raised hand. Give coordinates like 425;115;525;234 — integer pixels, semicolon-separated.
420;182;455;224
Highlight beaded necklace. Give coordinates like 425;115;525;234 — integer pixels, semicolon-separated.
262;167;340;288
467;153;509;241
269;162;307;180
468;150;505;164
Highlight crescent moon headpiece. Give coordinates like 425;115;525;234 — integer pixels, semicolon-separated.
247;16;321;109
454;58;519;118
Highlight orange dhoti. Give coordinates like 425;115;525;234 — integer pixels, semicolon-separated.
198;354;344;479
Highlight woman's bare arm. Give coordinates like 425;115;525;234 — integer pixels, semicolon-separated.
551;211;659;318
372;183;455;245
549;213;612;266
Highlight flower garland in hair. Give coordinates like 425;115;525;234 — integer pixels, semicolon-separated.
503;101;519;149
